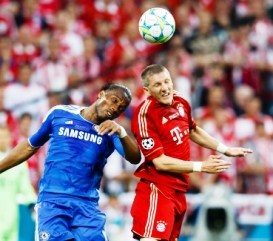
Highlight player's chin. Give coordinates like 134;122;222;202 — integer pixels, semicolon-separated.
160;98;172;106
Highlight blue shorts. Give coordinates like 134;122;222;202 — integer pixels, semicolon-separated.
34;196;108;241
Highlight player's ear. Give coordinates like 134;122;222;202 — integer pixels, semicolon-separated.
98;90;105;99
143;87;151;96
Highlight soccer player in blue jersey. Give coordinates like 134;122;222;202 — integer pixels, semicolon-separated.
0;82;141;241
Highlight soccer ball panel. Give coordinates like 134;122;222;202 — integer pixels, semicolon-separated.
149;26;162;38
139;15;145;26
165;13;175;26
163;25;173;37
153;8;167;18
143;34;156;43
145;14;158;26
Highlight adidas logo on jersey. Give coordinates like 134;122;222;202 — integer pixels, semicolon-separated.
65;120;73;124
162;117;168;124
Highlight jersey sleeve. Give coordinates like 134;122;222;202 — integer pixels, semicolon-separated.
131;104;164;161
28;107;54;148
112;134;125;157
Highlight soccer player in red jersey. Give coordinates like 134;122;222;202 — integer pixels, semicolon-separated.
130;64;253;241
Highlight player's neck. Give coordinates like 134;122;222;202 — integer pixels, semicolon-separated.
80;107;98;124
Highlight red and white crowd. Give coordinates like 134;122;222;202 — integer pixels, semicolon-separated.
0;0;273;197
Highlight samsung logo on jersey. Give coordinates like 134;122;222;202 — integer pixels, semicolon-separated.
58;127;103;144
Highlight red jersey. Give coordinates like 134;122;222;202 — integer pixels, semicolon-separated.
131;92;197;192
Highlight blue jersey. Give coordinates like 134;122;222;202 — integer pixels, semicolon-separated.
29;105;125;202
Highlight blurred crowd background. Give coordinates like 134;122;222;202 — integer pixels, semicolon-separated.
1;0;273;240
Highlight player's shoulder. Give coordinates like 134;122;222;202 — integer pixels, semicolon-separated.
133;97;157;117
173;90;191;106
51;105;83;113
173;90;189;102
43;105;84;121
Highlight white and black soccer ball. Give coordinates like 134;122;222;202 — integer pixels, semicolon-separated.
139;7;175;44
142;138;155;149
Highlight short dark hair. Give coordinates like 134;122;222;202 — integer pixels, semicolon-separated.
100;82;132;102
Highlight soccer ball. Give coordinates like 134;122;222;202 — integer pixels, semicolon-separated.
139;7;175;44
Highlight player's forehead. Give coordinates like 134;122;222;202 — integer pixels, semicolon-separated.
149;71;171;84
106;88;130;104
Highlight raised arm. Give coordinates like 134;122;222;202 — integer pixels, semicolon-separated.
0;140;39;174
97;120;141;164
190;126;253;157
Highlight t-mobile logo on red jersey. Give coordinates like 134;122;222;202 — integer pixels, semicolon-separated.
170;127;184;145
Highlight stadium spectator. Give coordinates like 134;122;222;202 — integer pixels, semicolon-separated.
32;37;69;93
237;121;273;195
15;113;40;193
165;32;194;80
3;63;49;134
36;0;61;28
213;0;233;31
103;150;140;195
63;1;91;37
0;86;18;146
199;107;239;190
173;4;196;39
103;194;126;241
0;125;36;241
193;85;235;126
185;10;227;68
0;36;15;84
130;64;252;241
75;35;102;82
223;16;265;94
11;25;40;68
0;1;18;39
14;0;49;44
235;95;273;142
52;10;84;62
232;84;255;116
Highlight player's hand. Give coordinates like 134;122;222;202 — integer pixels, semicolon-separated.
202;155;231;174
224;147;253;157
97;120;123;136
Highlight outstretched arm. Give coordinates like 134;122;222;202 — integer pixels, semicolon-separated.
0;140;39;174
190;126;252;157
97;120;141;164
152;154;231;174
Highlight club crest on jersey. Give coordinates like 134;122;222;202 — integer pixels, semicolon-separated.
142;138;154;149
39;231;50;241
178;104;184;117
92;124;99;132
156;221;167;232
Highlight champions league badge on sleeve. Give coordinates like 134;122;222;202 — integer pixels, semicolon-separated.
39;231;50;241
142;138;155;149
